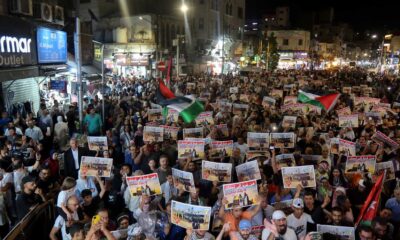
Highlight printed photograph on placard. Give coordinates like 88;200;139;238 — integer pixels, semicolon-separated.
230;87;239;94
330;138;340;155
80;156;113;178
172;168;196;193
270;133;296;149
209;140;233;158
374;161;395;182
202;160;232;182
276;154;296;169
345;156;376;174
317;225;355;240
232;103;249;115
281;165;316;189
247;132;270;149
148;108;163;122
338;114;359;128
336;107;352;116
161;125;179;140
87;136;108;151
236;160;262;181
171;200;211;230
371;130;400;152
223;180;259;209
262;96;276;107
365;112;383;125
283;96;298;105
339;139;356;156
282;116;297;129
143;126;164;142
239;94;250;103
126;173;162;197
167;108;179;123
213;124;230;138
271;89;283;99
195;112;215;126
246;151;271;161
178;140;205;160
183;127;204;139
218;101;233;112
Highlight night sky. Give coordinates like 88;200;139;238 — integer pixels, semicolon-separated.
246;0;400;32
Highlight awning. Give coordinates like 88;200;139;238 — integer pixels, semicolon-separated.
0;66;39;83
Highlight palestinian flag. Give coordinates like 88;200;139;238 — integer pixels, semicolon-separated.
156;80;204;123
298;90;340;112
355;171;385;227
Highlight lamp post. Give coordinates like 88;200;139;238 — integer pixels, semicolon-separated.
176;3;188;79
139;15;160;78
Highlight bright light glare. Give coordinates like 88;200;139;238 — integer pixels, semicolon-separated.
180;4;188;13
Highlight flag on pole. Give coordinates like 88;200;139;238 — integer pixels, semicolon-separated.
298;90;340;112
166;57;173;86
156;80;204;123
355;171;385;227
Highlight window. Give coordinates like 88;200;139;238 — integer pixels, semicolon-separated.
238;7;243;19
298;39;303;46
283;39;289;45
199;18;204;30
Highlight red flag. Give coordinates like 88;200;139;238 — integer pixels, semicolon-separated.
158;79;175;99
166;57;173;86
355;172;385;226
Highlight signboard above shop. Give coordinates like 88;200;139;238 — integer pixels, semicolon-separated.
37;27;67;64
0;16;37;67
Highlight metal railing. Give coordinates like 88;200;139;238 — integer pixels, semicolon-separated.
5;200;55;240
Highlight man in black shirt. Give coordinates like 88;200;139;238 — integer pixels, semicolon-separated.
303;190;330;224
80;175;106;218
16;175;46;221
36;166;60;199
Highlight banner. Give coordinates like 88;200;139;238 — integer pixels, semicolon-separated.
143;126;164;142
371;131;399;152
161;125;179;140
232;103;249;115
317;225;355;240
247;132;270;149
183;127;204;139
338;114;359;128
281;165;316;189
276;154;296;169
282;116;297;129
172;168;196;193
236;160;262;181
345;155;376;174
148;109;163;122
270;133;296;149
201;160;232;182
171;200;211;230
80;156;113;178
178;140;205;160
87;136;108;151
210;140;233;158
283;96;298;105
223;180;259;209
195;111;214;126
126;173;162;197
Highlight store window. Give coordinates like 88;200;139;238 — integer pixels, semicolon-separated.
283;39;289;45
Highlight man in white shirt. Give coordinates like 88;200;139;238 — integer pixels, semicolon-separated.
262;210;297;240
233;137;248;161
286;198;314;239
49;196;81;240
25;119;44;143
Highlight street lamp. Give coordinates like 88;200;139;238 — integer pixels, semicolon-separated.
180;3;188;13
372;34;377;39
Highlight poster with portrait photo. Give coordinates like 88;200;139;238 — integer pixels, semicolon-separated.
283;96;298;105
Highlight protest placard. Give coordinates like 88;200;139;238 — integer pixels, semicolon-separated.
223;180;259;209
365;112;383;125
375;161;395;181
148;108;163;122
171;200;212;230
143;126;164;142
80;156;113;178
161;125;179;140
172;168;196;193
236;160;262;181
262;96;276;107
230;87;239;94
177;140;206;160
213;124;230;138
201;160;232;182
276;154;296;169
317;225;355;240
246;151;271;161
240;94;250;103
210;140;233;158
342;87;352;94
371;130;400;152
283;96;298;105
183;127;204;139
282;116;297;129
339;139;356;156
167;108;179;123
247;132;270;149
271;89;283;99
195;111;215;126
345;155;376;174
87;136;108;151
338;114;359;128
336;107;352;116
126;173;162;197
270;132;296;149
232;103;249;115
281;165;316;188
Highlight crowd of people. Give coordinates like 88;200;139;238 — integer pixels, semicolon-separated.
0;68;400;240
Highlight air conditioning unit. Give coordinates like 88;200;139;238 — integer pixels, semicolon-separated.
53;5;64;26
9;0;33;16
33;3;52;22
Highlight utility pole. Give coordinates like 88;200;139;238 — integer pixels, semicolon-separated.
176;36;180;78
75;0;83;132
221;13;225;75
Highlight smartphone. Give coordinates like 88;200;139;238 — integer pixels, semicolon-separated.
92;215;101;225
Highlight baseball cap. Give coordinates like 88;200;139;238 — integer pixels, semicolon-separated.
238;219;252;230
272;210;287;220
292;198;304;208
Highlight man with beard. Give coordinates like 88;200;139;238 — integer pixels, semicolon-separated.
262;210;297;240
216;220;258;240
16;175;46;221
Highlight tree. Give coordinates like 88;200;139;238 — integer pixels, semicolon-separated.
266;32;280;72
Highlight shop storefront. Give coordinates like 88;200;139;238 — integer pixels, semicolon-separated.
0;15;39;116
277;51;309;70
